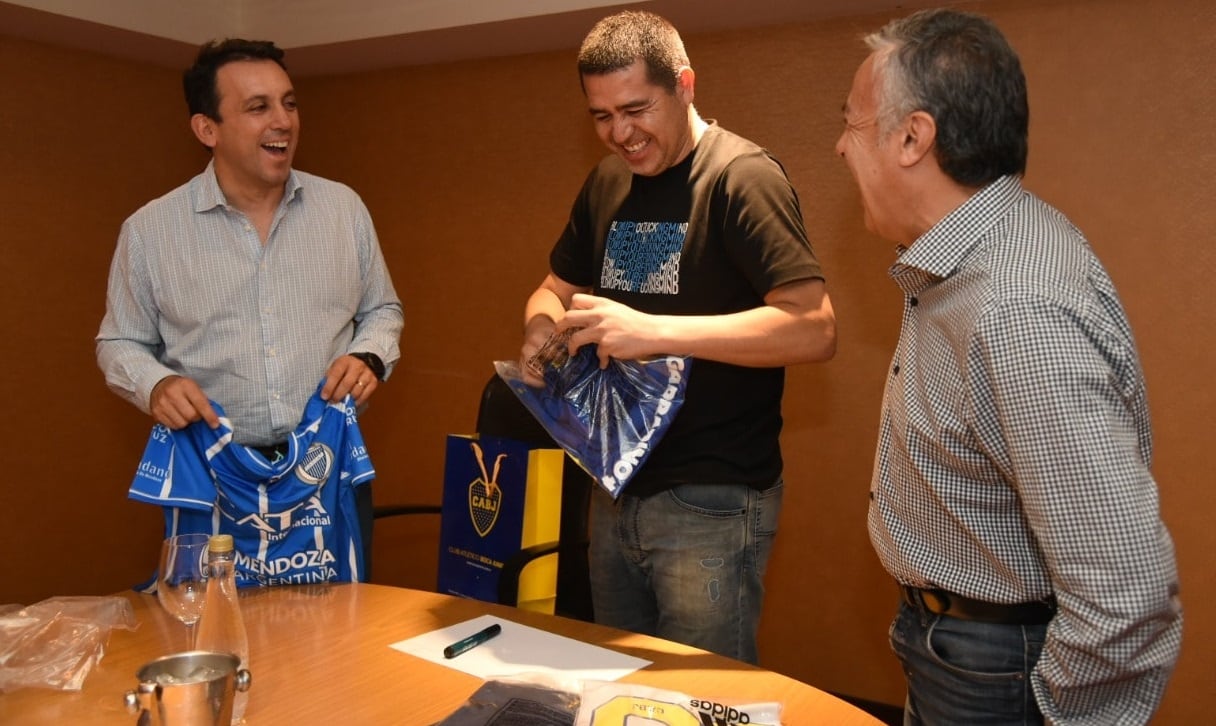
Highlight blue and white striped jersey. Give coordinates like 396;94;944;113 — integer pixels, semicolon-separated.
130;383;374;587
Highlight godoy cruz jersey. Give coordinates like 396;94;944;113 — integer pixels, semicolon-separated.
130;381;374;587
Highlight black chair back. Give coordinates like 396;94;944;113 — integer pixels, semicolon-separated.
476;374;594;622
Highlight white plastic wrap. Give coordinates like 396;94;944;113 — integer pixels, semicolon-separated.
0;595;137;692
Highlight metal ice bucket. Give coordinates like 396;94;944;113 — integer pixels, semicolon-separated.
123;650;251;725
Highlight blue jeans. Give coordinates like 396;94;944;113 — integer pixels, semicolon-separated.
890;601;1047;725
588;481;783;664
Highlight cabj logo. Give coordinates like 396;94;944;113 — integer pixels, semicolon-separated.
467;441;506;537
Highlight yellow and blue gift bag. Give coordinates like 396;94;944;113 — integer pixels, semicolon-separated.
437;434;564;614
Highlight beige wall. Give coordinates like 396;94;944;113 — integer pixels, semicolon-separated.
2;0;1212;720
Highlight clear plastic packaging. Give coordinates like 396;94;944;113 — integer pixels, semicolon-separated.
436;675;581;725
0;595;137;692
496;337;690;498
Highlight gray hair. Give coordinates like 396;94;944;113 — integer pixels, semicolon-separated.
863;8;1029;186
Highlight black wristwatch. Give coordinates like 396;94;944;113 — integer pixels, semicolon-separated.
349;352;386;381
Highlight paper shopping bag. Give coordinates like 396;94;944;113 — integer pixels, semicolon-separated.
437;434;564;614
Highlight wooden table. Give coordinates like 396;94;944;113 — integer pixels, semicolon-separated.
1;583;881;724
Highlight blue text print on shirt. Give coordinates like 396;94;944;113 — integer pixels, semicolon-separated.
601;220;687;294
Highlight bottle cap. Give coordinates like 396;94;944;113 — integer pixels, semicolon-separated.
208;534;235;553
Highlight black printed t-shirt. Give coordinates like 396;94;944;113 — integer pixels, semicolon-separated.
549;124;823;497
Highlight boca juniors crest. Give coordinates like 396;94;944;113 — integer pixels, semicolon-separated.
437;433;564;610
467;441;505;536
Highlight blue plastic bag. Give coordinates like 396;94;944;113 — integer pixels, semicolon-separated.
494;341;689;499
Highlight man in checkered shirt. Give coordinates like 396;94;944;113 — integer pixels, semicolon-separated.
836;9;1182;724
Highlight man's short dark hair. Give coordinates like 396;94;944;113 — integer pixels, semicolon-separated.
867;9;1029;186
183;39;287;121
577;10;689;93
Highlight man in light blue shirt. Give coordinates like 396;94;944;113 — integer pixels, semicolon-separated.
97;39;402;568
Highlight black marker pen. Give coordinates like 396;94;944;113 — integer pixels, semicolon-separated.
443;623;502;659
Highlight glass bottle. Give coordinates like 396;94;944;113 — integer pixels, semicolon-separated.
195;534;249;724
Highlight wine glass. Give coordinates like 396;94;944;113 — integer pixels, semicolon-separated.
157;533;210;649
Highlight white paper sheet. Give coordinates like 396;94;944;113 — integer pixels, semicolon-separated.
389;614;651;682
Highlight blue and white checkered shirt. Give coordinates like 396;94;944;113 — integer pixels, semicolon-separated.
868;175;1182;723
97;161;403;446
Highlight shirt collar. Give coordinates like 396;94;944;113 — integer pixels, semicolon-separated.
889;175;1024;293
192;159;303;213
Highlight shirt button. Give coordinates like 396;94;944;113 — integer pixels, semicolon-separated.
893;363;901;375
909;297;918;306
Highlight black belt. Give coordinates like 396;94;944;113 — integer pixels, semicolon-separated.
900;585;1056;625
253;442;289;463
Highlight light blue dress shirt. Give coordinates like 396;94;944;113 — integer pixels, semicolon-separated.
97;161;403;446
